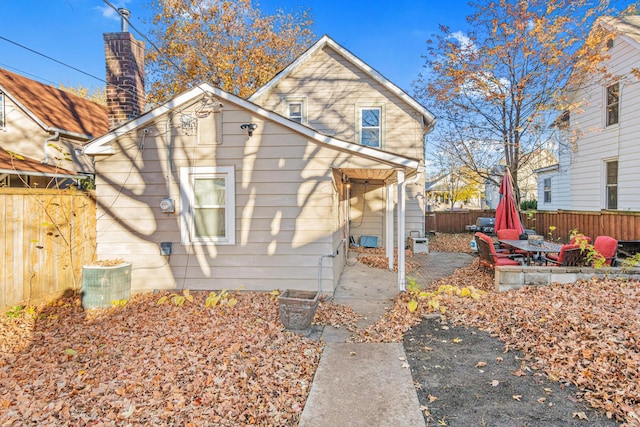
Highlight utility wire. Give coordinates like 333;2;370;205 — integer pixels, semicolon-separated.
0;35;106;84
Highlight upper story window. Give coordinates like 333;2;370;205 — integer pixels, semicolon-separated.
284;98;306;124
543;178;552;203
180;166;235;245
357;105;385;148
606;83;619;127
0;92;5;128
605;160;618;210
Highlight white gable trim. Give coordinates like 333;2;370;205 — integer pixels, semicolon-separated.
83;83;420;170
248;35;436;132
0;84;50;133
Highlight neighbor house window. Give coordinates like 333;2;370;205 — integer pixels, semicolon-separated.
0;92;5;128
543;178;552;203
357;106;384;148
180;166;235;244
606;83;619;126
605;160;618;209
284;98;306;124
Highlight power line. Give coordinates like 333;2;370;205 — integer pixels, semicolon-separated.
0;35;106;85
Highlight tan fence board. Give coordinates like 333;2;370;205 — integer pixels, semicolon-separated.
0;189;96;308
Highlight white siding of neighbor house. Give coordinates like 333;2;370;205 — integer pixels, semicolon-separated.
93;102;401;294
251;44;427;243
0;95;92;174
567;36;640;211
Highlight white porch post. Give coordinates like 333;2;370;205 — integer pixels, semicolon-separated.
386;183;394;270
397;170;406;292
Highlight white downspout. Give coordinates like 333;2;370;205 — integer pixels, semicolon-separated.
397;167;424;292
42;131;60;165
397;170;406;291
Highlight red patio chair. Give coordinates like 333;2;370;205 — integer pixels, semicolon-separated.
475;233;523;269
547;235;592;262
592;236;618;266
496;228;528;255
543;244;585;266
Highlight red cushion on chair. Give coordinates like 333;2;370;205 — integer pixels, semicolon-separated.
496;229;521;240
593;236;618;266
546;253;559;261
495;258;521;266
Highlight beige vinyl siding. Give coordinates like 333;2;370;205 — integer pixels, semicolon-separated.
94;102;398;293
251;44;427;243
567;36;640;211
252;46;425;160
349;182;385;245
1;95;92;174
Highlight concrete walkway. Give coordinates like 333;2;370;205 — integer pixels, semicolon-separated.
299;252;474;427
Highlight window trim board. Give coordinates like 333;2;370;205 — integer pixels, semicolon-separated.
179;165;236;245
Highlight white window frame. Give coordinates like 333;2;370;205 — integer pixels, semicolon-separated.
0;92;5;129
605;83;619;127
543;178;552;203
604;159;618;210
356;104;385;148
180;166;235;245
283;97;307;124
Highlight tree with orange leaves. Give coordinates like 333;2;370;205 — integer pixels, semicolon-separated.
414;0;634;203
146;0;314;104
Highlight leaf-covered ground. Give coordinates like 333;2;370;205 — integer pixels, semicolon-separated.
0;292;323;426
1;233;638;425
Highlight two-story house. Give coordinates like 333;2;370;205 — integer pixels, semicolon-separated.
0;68;106;187
537;16;640;211
249;36;435;247
83;28;435;293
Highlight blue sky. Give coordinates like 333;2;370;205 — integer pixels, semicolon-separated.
0;0;472;96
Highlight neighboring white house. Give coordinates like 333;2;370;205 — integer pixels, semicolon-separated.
538;15;640;211
425;172;484;211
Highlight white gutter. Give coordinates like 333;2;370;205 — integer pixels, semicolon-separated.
0;168;82;179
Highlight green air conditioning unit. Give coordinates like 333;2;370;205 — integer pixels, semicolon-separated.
81;262;132;309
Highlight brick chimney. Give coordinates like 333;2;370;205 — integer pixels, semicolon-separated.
104;8;145;129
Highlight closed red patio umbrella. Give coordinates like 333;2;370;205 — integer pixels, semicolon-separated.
495;167;524;234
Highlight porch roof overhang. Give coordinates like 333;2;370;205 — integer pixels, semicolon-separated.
0;147;81;179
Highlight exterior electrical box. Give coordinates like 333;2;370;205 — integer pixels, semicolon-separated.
160;198;175;213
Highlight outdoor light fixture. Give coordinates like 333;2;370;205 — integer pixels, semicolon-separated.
240;123;258;136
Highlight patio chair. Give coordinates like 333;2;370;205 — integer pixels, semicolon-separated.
475;233;523;269
593;236;618;266
543;244;587;266
546;235;592;263
496;228;528;255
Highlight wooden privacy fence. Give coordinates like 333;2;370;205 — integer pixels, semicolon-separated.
0;188;96;308
427;209;640;241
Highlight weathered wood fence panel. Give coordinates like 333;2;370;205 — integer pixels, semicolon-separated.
425;210;496;233
428;209;640;241
0;189;96;308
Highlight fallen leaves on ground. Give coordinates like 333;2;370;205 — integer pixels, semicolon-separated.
427;233;476;253
0;291;322;426
436;276;640;424
313;297;362;331
350;246;421;273
339;233;640;424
